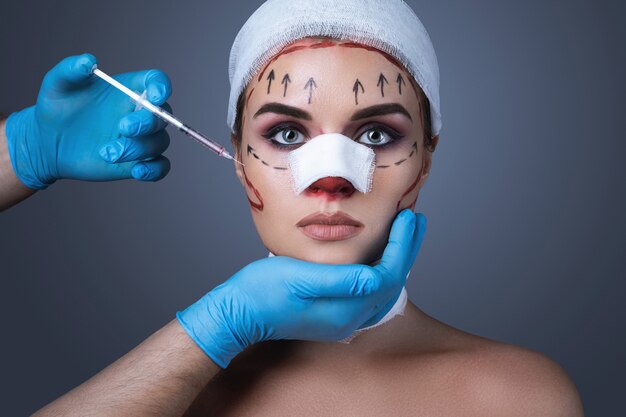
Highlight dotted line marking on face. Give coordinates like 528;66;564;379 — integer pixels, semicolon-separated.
376;141;417;169
245;139;421;210
247;144;288;170
246;141;417;172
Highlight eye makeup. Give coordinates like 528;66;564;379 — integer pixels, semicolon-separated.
260;121;406;151
261;122;308;150
354;122;405;149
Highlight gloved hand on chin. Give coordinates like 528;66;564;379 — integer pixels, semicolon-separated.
177;209;427;368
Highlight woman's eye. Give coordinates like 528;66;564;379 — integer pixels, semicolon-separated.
271;128;305;145
357;128;394;146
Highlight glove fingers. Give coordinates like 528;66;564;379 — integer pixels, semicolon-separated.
122;69;172;106
130;156;171;181
411;213;428;266
118;103;172;137
374;209;419;288
281;259;382;299
41;53;97;96
99;130;170;164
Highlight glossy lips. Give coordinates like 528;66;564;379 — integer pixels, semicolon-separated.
296;211;364;241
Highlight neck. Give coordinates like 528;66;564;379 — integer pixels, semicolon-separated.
289;301;436;359
339;286;408;343
231;301;441;370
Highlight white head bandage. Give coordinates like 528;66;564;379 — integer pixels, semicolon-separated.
227;0;442;137
287;133;375;195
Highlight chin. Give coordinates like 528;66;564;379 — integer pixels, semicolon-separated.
293;248;363;265
268;237;385;266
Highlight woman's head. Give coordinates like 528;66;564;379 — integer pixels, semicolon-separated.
227;0;441;265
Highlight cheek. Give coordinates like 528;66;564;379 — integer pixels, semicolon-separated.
393;164;424;211
346;161;421;263
240;136;294;213
369;141;423;212
241;166;265;211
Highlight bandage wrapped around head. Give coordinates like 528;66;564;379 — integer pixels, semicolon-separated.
227;0;442;137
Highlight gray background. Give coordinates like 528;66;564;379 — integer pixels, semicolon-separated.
1;0;624;415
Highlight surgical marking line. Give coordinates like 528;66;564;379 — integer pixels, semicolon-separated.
255;41;420;100
247;144;288;170
376;141;418;169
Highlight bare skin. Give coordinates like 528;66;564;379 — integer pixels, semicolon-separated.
0;118;35;210
181;38;585;416
183;303;583;417
33;320;221;417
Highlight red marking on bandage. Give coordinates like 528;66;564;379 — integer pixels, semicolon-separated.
243;166;264;212
395;170;422;211
258;45;310;82
340;42;404;70
310;40;340;49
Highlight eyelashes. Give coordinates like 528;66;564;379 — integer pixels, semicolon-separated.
261;122;307;149
357;124;404;147
260;122;405;150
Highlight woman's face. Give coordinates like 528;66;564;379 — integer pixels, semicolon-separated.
233;38;434;265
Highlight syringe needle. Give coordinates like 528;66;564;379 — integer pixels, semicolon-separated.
223;153;245;166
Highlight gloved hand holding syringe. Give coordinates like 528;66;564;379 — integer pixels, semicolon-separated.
92;66;243;165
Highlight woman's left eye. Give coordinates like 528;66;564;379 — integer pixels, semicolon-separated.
357;128;397;146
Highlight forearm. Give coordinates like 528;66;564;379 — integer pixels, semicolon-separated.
0;118;35;211
33;319;221;417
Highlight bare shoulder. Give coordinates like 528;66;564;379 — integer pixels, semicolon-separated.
395;305;584;416
438;337;585;417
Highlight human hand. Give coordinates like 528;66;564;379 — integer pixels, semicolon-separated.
176;209;427;368
5;53;172;190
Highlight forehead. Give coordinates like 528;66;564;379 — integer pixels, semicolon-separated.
245;38;423;118
257;38;408;77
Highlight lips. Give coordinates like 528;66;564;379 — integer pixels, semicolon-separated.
296;211;364;241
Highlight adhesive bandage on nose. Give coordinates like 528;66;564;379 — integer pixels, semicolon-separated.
287;133;376;195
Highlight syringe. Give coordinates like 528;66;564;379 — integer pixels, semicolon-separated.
92;66;242;165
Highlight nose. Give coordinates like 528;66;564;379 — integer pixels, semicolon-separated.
305;177;356;198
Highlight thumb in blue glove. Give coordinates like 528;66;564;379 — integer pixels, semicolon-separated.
5;53;173;189
176;209;427;368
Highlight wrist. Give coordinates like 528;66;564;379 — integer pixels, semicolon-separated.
6;107;57;190
0;118;36;209
176;288;248;369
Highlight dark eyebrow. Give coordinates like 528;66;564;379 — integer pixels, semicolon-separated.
253;102;312;120
350;103;413;123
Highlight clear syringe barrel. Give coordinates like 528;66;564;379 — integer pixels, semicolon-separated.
132;99;227;157
178;124;228;156
92;67;233;160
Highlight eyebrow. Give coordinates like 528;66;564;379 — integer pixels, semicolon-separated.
253;102;413;123
253;103;312;120
351;103;413;123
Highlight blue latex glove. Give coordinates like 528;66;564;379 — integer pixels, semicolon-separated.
5;53;172;190
177;209;427;368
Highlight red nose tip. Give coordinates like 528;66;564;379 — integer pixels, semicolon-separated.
306;177;356;198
